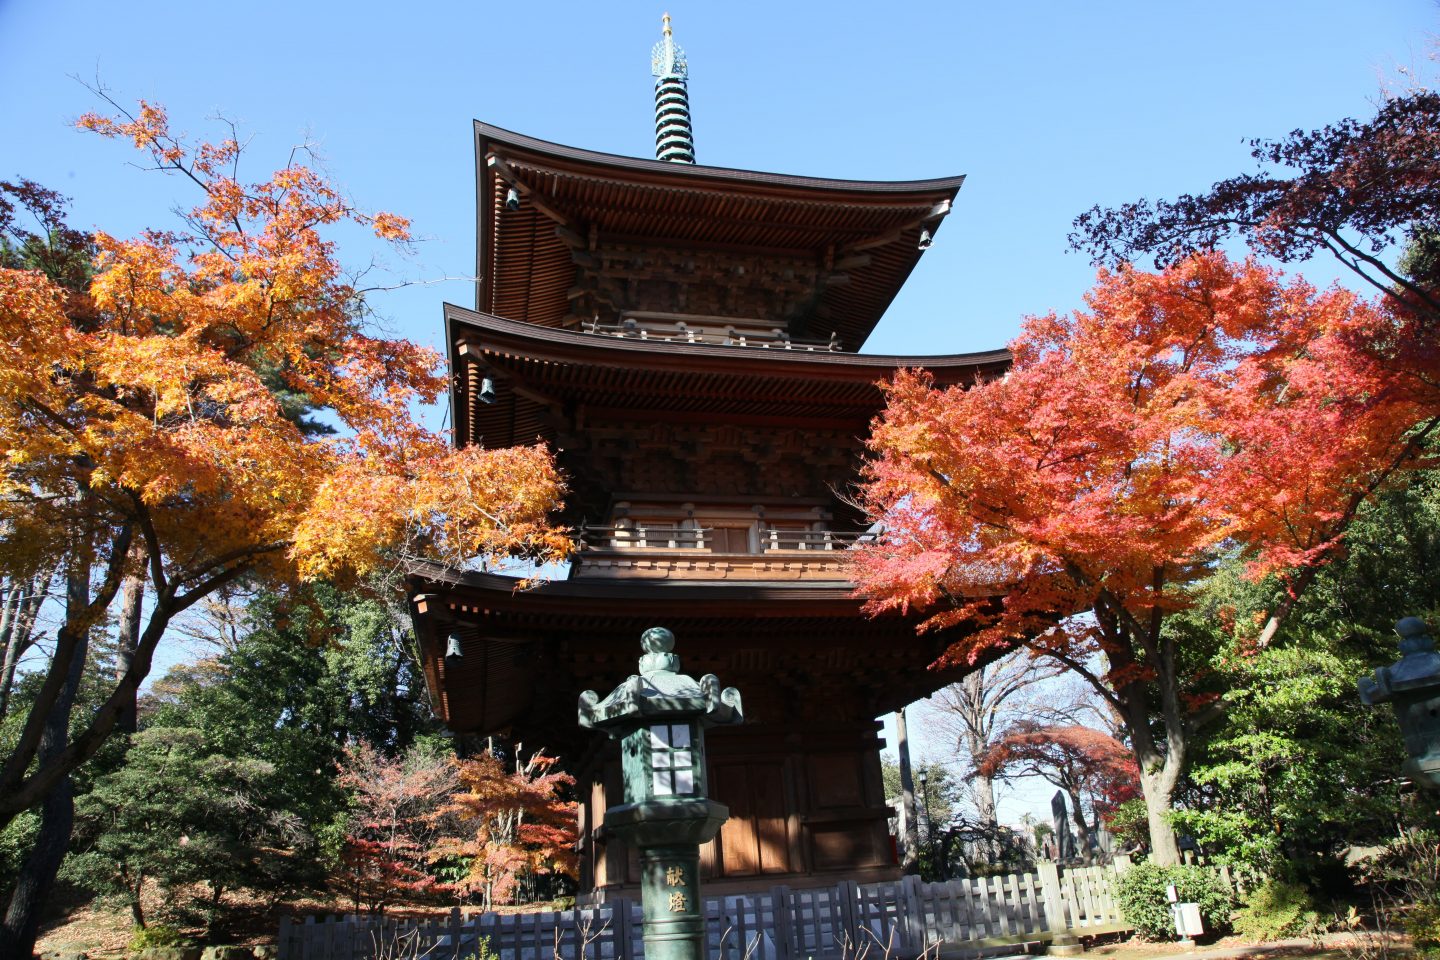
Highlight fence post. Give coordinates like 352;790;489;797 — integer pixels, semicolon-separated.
770;884;794;960
1037;862;1082;956
1112;853;1132;875
614;896;635;960
900;873;925;955
448;907;462;959
278;917;292;960
837;879;858;948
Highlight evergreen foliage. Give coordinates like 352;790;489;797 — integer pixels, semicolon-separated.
52;586;448;926
1166;470;1434;871
1231;881;1320;942
64;726;303;928
1114;862;1234;940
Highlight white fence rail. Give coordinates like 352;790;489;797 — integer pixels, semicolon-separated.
279;859;1150;960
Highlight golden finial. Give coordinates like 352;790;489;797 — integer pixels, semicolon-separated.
662;12;672;37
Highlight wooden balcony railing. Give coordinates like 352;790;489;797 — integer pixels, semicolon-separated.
760;529;874;551
579;525;712;550
578;525;874;552
581;319;842;352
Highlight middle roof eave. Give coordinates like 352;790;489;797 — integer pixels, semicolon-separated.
448;302;1010;379
447;303;1010;449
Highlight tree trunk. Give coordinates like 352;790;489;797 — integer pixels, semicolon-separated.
972;770;999;864
0;567;89;960
894;707;922;874
1138;771;1181;866
115;550;146;734
0;581;23;724
0;576;47;723
1067;787;1094;866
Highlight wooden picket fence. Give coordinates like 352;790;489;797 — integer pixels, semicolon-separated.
278;856;1175;960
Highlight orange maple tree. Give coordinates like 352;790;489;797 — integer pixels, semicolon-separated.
0;102;569;831
850;252;1438;863
433;749;578;911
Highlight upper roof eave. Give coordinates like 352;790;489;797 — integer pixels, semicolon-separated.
475;120;968;197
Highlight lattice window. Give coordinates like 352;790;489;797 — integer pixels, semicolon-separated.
649;723;697;796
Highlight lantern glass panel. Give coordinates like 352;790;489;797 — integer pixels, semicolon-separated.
647;722;698;797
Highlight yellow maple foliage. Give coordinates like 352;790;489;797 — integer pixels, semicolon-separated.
0;102;568;824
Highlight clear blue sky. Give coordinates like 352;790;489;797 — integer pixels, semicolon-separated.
3;0;1435;823
4;0;1433;375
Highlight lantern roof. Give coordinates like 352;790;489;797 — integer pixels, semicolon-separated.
578;627;743;735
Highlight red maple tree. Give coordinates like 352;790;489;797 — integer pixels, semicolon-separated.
335;744;459;913
979;723;1138;864
850;252;1438;863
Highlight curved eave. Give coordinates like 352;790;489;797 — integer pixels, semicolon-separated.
407;562;1002;735
446;303;1010;448
475;121;968;196
474;121;966;349
412;560;865;607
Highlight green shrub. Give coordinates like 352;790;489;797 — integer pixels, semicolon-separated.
458;939;499;960
1232;880;1319;941
1115;862;1234;941
127;925;188;952
1407;902;1440;956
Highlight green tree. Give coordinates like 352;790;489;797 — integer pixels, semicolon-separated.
145;586;444;868
880;755;961;879
1166;471;1435;873
63;727;296;930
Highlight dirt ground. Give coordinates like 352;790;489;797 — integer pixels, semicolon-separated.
34;888;1404;960
34;889;576;957
1086;936;1404;960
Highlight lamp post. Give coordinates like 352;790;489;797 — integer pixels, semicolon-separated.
578;627;743;960
1359;617;1440;790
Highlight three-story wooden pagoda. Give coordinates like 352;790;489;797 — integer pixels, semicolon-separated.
408;18;1008;897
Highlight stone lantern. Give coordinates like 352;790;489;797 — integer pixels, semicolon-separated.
1359;617;1440;790
578;627;743;960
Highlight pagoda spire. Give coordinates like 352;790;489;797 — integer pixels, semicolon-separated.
651;12;695;164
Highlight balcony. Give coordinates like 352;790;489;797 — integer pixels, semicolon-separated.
574;523;874;582
582;318;843;352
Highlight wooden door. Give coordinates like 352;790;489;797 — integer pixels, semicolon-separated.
712;761;790;876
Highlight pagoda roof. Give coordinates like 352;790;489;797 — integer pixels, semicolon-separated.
447;303;1010;449
474;121;965;350
408;562;989;738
